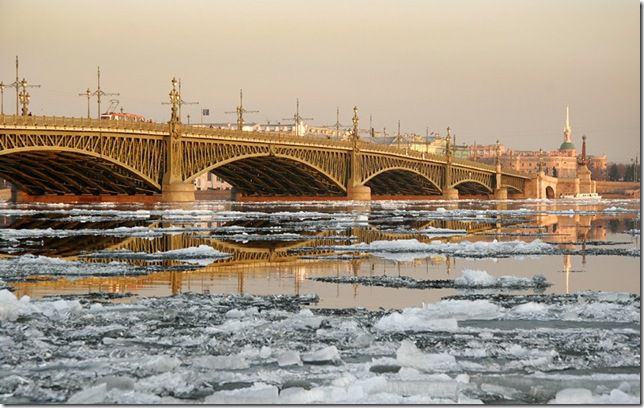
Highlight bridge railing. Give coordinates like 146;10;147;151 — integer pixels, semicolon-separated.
0;114;530;179
0;114;169;134
186;125;459;164
183;125;356;149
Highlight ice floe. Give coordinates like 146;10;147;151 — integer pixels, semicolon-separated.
0;290;639;404
313;237;639;259
0;254;147;282
311;269;551;291
86;245;231;261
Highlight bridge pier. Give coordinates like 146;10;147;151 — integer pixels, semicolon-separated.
442;188;459;200
161;183;195;202
493;187;508;200
346;185;371;201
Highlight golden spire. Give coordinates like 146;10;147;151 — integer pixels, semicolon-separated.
563;104;572;143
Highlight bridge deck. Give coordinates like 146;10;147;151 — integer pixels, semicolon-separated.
0;115;530;200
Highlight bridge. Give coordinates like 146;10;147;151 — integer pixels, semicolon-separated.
0;81;531;202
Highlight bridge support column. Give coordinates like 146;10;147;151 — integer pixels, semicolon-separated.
231;188;243;201
344;108;371;201
161;182;195;202
10;184;19;203
347;185;371;201
442;188;459;200
493;187;508;200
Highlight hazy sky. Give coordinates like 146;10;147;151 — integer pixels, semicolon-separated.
0;0;639;162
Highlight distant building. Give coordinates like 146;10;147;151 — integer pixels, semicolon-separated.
405;132;469;160
368;128;469;160
468;106;607;179
199;122;306;135
194;173;231;191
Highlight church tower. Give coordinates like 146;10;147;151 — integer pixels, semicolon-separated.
559;105;576;152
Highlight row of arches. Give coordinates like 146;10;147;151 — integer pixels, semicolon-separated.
0;148;522;197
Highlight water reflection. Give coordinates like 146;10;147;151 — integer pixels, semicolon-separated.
1;200;639;309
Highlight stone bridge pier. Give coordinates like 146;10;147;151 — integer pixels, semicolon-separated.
524;172;558;199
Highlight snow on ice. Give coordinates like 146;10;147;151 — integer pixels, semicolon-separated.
0;289;638;404
311;269;551;291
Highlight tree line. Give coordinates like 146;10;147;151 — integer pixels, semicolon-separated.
607;162;640;182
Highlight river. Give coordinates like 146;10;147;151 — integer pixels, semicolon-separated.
0;198;640;404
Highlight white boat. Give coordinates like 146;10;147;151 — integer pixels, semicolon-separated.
560;192;602;200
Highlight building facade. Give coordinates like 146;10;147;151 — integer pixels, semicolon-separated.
468;106;607;179
194;173;232;191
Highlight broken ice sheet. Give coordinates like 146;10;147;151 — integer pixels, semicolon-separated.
311;269;552;291
0;289;639;404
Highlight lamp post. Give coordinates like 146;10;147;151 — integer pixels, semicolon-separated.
78;88;91;118
18;79;31;116
0;82;6;115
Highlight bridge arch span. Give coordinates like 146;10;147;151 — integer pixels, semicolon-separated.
450;179;494;195
503;185;524;194
364;167;442;196
0;147;161;195
184;151;345;189
195;154;347;197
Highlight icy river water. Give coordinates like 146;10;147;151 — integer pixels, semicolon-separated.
0;198;640;404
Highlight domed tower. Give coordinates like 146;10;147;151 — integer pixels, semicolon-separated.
559;105;576;154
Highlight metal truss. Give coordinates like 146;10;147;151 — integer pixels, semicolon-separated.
0;115;529;198
449;165;495;194
501;174;525;193
0;129;164;194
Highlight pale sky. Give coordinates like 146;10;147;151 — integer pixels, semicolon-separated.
0;0;639;162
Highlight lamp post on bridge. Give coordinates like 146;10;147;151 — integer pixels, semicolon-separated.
283;98;313;136
334;107;343;139
78;88;91;119
18;79;33;116
440;127;459;200
225;89;258;131
159;77;195;202
91;67;119;119
10;56;20;115
345;106;371;200
15;77;40;117
396;120;401;149
0;82;7;115
166;77;182;125
493;139;508;200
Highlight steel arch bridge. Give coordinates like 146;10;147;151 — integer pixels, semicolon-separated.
0;115;529;201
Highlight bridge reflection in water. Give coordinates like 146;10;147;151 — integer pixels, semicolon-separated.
8;216;495;301
5;203;639;308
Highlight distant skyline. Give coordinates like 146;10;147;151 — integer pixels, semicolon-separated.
0;0;639;162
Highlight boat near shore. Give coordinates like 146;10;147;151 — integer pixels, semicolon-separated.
561;192;602;200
